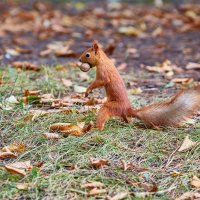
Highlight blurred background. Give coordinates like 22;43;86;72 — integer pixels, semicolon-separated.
0;0;200;73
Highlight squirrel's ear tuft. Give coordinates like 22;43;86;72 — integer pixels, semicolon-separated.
92;40;99;54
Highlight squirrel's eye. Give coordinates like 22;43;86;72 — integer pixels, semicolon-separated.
86;53;90;58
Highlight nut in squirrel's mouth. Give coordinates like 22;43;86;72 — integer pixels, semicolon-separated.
77;62;92;72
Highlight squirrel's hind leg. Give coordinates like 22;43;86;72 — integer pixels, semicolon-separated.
96;106;111;131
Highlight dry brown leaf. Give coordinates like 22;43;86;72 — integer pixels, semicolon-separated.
178;135;197;152
81;181;105;189
171;78;193;84
88;188;108;196
55;47;77;57
49;123;72;132
89;157;109;169
191;176;200;188
43;132;61;139
7;161;32;170
24;90;41;96
186;62;200;70
107;192;129;200
12;61;41;71
2;143;26;153
39;49;52;57
5;165;26;176
82;121;94;133
50;123;85;136
0;151;17;159
121;160;147;172
61;124;83;136
33;161;44;168
175;192;200;200
145;60;180;77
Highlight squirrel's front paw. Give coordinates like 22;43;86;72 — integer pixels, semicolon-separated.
85;92;89;98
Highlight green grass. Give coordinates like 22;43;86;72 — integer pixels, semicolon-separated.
0;65;199;200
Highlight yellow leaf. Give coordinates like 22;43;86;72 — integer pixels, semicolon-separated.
170;171;181;177
130;87;142;95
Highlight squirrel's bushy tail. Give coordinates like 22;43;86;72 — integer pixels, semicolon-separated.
129;86;200;128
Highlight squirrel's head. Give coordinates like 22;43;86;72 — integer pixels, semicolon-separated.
79;40;100;68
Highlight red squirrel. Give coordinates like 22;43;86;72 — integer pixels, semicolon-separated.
79;40;200;130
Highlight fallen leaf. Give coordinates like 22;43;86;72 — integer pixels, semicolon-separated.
26;109;49;121
81;181;105;189
118;26;142;37
178;135;197;152
170;170;182;177
89;157;109;169
55;48;77;57
7;161;32;170
33;161;44;168
61;124;83;136
49;123;84;136
85;98;105;106
12;61;41;71
2;143;26;153
130;87;142;95
49;123;72;132
82;121;94;133
107;192;129;200
186;62;200;70
88;188;108;196
24;90;41;96
60;162;77;170
175;192;200;200
5;166;26;176
145;59;181;77
6;95;19;104
171;78;193;84
191;176;200;188
0;151;17;159
16;183;34;190
121;160;147;172
43;132;61;139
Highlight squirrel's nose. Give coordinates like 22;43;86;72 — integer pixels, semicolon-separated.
79;58;82;62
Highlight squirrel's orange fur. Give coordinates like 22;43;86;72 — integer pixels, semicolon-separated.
79;40;200;130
